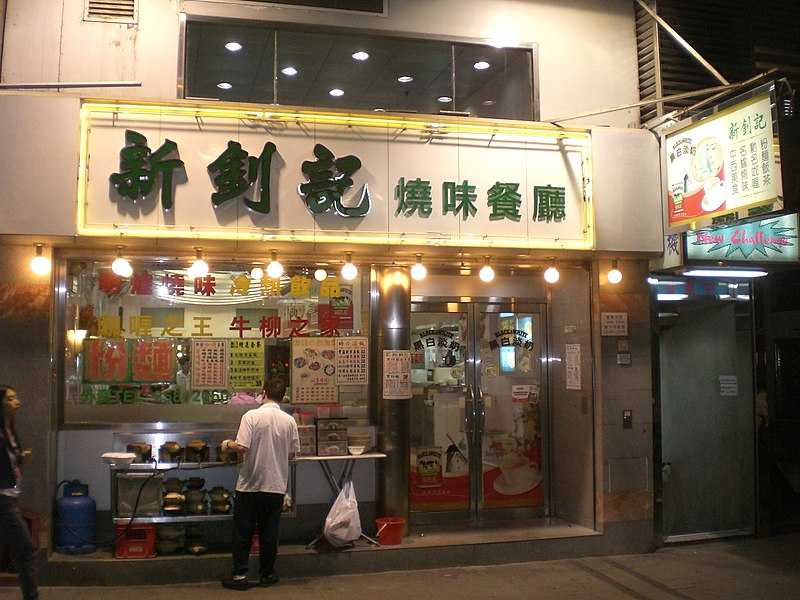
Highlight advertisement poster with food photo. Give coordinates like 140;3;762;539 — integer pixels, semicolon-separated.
666;93;779;227
291;337;336;404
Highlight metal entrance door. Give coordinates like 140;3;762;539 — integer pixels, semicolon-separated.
409;300;548;522
658;284;755;540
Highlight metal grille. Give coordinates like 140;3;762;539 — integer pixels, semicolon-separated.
636;0;800;125
84;0;137;23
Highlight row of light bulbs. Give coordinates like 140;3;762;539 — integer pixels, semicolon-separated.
30;244;624;285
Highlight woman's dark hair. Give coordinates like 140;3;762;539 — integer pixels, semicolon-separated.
0;385;17;439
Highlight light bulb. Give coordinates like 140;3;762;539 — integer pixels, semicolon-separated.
544;266;560;284
411;255;427;281
607;262;623;285
250;266;264;280
411;262;427;281
112;257;133;278
341;253;357;281
314;268;328;282
266;261;283;280
30;255;50;275
479;265;495;282
187;259;208;278
30;245;50;275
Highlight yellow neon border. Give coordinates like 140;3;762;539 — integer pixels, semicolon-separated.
78;100;594;250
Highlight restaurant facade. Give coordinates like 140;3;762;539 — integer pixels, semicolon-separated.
0;0;728;585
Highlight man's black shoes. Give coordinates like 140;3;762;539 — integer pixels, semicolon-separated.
259;573;280;586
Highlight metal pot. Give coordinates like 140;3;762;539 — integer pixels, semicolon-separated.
163;492;185;506
126;442;152;462
159;442;182;462
208;487;231;502
187;501;207;515
211;501;232;513
184;440;209;462
163;478;185;493
157;539;182;554
185;541;208;555
184;477;205;490
184;489;206;503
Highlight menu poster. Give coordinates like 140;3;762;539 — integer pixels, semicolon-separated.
336;337;369;384
291;337;336;404
566;343;581;391
229;339;265;391
383;349;412;399
191;339;229;390
666;93;779;227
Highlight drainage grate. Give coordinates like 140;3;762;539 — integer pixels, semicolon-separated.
84;0;138;23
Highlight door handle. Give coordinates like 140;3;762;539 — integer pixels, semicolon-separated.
476;387;485;433
661;461;672;482
464;383;475;439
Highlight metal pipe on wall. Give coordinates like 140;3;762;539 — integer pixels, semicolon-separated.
370;265;411;528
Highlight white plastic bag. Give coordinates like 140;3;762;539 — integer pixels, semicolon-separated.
323;481;361;546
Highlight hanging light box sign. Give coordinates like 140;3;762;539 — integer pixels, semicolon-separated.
686;213;799;263
665;90;782;228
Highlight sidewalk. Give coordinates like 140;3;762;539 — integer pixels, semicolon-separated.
2;532;798;600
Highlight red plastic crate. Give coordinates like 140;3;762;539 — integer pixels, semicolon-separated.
115;524;156;559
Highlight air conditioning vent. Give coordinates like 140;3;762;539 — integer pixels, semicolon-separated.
84;0;138;23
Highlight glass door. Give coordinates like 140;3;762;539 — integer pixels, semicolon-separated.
409;300;548;522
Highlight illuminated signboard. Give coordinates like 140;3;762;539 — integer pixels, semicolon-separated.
686;214;799;263
78;102;593;250
665;92;780;228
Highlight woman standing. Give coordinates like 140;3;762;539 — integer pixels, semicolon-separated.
0;385;39;600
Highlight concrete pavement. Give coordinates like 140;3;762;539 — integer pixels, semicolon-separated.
2;532;799;599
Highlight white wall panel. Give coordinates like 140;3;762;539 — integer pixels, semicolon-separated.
0;95;80;235
3;0;639;127
592;127;663;253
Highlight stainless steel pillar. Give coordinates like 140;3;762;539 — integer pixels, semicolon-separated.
370;265;411;526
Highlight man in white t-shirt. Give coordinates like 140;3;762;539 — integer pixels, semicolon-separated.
220;378;300;590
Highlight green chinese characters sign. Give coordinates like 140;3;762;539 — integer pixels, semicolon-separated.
81;102;593;250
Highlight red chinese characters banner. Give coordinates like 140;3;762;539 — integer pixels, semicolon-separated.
83;339;129;384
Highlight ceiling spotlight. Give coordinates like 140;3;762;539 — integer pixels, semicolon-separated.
250;266;264;280
266;251;284;279
225;42;243;52
352;51;369;61
544;260;560;284
329;88;344;97
474;61;490;70
410;254;427;281
479;256;495;282
30;244;51;276
437;96;453;103
314;268;328;282
397;75;414;83
341;252;358;281
607;260;622;285
216;82;233;90
111;246;133;278
187;248;209;279
281;66;298;76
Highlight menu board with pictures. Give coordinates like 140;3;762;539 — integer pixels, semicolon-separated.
336;337;369;385
191;339;229;390
229;339;265;391
291;337;337;404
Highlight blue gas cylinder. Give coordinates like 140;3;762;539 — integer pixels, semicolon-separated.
55;480;97;554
